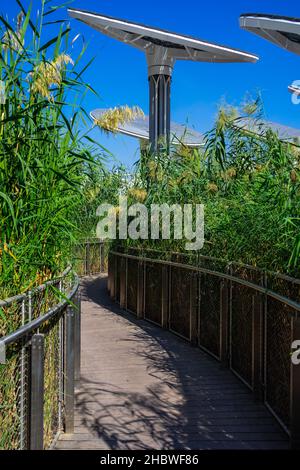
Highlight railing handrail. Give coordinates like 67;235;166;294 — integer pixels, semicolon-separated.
111;250;300;316
0;265;73;308
123;246;300;284
0;269;79;364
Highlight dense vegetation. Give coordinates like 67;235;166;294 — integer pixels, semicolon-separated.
0;0;129;298
1;0;300;305
122;102;300;276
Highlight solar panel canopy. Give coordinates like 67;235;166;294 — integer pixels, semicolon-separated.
234;117;300;144
91;109;205;147
69;8;258;67
69;8;258;151
240;13;300;55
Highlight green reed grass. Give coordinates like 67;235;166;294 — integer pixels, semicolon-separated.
0;1;116;449
0;0;109;298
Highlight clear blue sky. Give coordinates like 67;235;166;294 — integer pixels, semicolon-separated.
3;1;300;168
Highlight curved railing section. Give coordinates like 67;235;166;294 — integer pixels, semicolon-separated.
108;248;300;449
0;267;80;450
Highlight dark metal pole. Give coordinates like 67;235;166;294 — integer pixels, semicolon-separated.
147;46;173;152
149;74;171;151
137;259;144;319
100;242;105;273
110;254;116;300
119;257;127;309
86;242;90;276
30;334;44;450
161;264;169;328
74;292;81;384
64;306;75;434
107;254;111;294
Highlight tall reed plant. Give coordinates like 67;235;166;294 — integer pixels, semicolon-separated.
0;0;107;297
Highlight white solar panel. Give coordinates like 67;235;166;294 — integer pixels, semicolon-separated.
69;8;258;64
234;117;300;143
70;8;258;150
240;14;300;56
91;109;205;147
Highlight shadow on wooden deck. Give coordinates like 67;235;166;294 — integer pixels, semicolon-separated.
56;275;289;450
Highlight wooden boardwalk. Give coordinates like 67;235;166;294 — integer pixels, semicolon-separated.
56;275;289;450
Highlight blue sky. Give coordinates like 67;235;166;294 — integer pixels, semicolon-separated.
3;1;300;168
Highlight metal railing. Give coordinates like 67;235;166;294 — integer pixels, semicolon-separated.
75;239;107;276
108;248;300;449
0;267;80;450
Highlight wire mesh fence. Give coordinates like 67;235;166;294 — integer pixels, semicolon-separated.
74;240;107;276
229;266;263;388
144;262;163;326
199;273;221;358
169;265;193;340
264;274;300;429
265;297;292;428
115;255;121;303
0;342;24;449
0;268;80;450
42;317;61;449
109;248;300;448
126;258;139;314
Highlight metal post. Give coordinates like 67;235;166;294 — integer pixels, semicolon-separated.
99;241;102;273
30;334;44;450
290;316;300;449
197;271;202;347
100;242;105;273
161;265;169;328
20;299;27;449
64;306;75;434
263;272;268;402
119;257;127;309
252;293;263;400
86;242;90;276
110;254;116;299
220;279;229;366
143;260;147;316
28;290;32;321
190;272;198;345
168;265;172;332
137;260;144;319
229;264;233;369
58;280;64;432
107;255;111;294
74;292;81;384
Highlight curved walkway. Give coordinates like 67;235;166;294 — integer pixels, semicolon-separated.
56;275;288;450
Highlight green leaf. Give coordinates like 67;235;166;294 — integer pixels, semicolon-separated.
16;0;40;38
